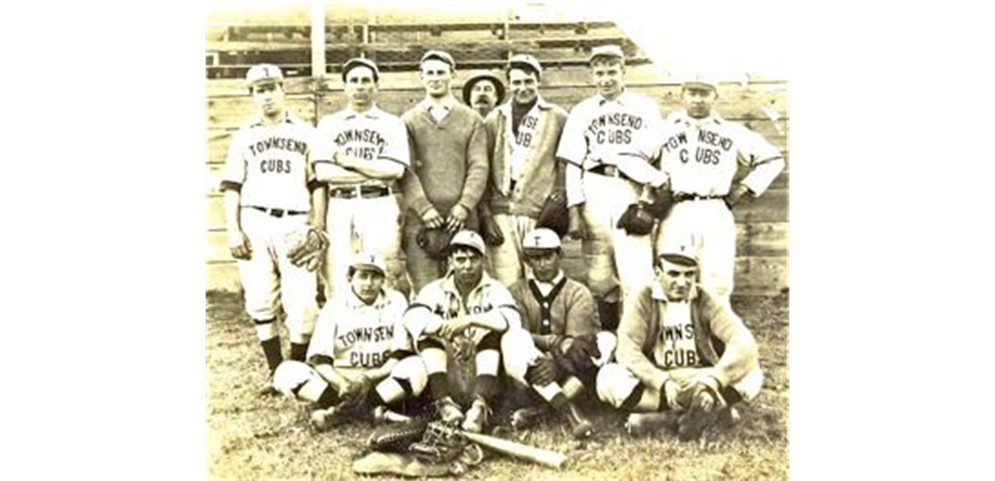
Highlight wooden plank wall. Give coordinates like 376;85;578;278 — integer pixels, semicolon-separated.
207;72;788;295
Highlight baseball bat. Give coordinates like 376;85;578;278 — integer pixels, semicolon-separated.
459;430;567;469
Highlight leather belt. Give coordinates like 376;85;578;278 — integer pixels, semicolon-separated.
673;192;724;203
248;206;307;217
328;185;392;199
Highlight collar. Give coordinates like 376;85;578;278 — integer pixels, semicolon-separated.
597;88;632;106
343;287;388;309
342;104;384;120
650;282;698;303
668;110;724;128
440;270;497;297
527;270;565;289
249;110;297;127
418;96;458;113
496;95;551;118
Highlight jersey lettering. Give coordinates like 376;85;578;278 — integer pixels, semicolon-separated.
586;113;644;146
336;325;395;347
349;349;391;367
248;136;308;156
259;159;293;173
662;349;698;368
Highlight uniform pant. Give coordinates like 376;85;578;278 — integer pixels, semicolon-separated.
272;357;428;406
656;199;736;305
323;193;408;300
579;173;656;300
485;213;537;288
501;329;617;386
237;207;319;343
596;362;763;411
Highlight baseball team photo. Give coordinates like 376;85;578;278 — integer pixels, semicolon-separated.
205;1;789;479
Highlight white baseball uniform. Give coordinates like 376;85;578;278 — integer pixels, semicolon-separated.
556;90;666;300
221;111;324;341
646;111;784;304
314;105;411;301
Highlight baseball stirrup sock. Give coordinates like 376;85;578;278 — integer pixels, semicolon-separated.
289;342;308;362
621;383;646;411
316;386;341;409
472;374;499;401
260;336;283;373
428;373;450;400
720;386;742;406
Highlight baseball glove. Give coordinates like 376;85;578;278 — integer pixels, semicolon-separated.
536;189;569;238
525;355;560;386
339;374;373;411
417;227;455;261
285;226;329;272
643;188;674;220
616;202;656;236
368;417;430;453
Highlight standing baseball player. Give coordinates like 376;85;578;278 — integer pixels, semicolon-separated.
273;253;427;430
461;71;505;118
500;228;616;439
220;64;327;392
314;58;411;301
403;230;521;433
477;54;569;287
644;75;785;306
555;45;667;331
596;239;763;440
401;50;489;292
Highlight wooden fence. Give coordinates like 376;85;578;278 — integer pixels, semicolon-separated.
206;69;788;296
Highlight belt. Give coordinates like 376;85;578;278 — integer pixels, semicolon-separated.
328;185;392;199
587;164;630;180
248;206;307;217
673;192;724;203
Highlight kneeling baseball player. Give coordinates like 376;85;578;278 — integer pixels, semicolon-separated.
273;253;427;430
403;230;521;434
596;238;763;440
501;228;616;439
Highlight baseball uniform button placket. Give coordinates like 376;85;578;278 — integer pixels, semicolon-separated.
248;206;307;217
328;185;393;199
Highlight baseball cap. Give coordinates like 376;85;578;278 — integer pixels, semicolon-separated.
658;238;698;266
522;228;561;251
589;45;625;63
245;63;284;87
461;71;505;106
420;50;456;69
682;73;719;91
349;252;387;276
342;57;380;82
447;230;486;256
508;54;543;78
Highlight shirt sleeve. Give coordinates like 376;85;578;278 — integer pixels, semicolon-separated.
563;282;600;338
615;287;669;390
735;124;785;196
381;116;411;168
400;114;435;216
403;285;442;340
701;292;760;388
457;114;490;211
386;291;414;352
220;129;247;188
306;303;340;361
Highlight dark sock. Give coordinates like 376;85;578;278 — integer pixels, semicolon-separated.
428;373;450;401
598;301;621;331
720;386;743;406
472;374;498;403
621;383;646;411
259;336;283;374
289;342;308;362
316;386;340;409
549;392;569;412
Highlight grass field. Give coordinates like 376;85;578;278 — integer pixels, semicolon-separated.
206;290;789;480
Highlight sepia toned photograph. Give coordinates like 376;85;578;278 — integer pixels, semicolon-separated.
205;0;789;479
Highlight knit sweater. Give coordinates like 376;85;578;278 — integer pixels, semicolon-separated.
508;273;600;351
401;99;489;218
479;97;568;218
616;283;759;391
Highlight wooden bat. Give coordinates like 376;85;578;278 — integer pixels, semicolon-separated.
459;429;568;469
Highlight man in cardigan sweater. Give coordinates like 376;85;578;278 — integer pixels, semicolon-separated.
478;54;569;287
501;228;615;439
596;239;763;440
401;50;490;292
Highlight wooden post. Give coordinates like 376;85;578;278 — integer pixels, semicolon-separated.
310;1;326;80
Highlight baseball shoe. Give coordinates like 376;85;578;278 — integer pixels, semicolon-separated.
677;383;725;441
510;406;549;430
625;411;679;437
562;402;594;439
462;399;490;433
310;406;348;432
434;397;465;425
371;405;412;425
